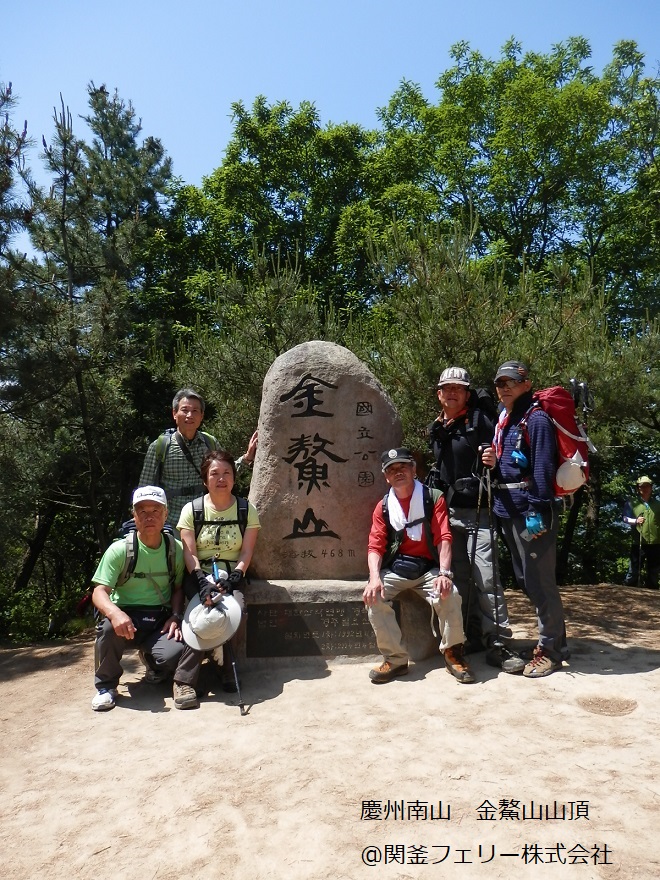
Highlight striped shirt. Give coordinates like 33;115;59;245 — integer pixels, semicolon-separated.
139;431;217;528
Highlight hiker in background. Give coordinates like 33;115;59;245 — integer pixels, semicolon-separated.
623;476;660;589
427;367;524;674
139;387;258;529
363;447;474;685
90;486;185;712
482;361;568;678
172;449;261;709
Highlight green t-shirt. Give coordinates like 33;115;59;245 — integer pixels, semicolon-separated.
631;498;660;545
92;535;185;607
177;496;261;567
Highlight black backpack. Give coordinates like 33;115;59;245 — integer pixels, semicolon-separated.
191;493;249;541
381;485;443;567
191;493;250;579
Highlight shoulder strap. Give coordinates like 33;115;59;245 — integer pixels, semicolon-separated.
422;486;441;564
199;431;218;451
116;530;174;587
192;494;206;539
463;407;483;458
154;428;175;487
382;486;441;566
192;493;248;540
172;431;202;477
236;495;248;536
163;531;177;591
117;532;138;588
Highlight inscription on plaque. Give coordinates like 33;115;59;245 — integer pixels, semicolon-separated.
247;602;375;657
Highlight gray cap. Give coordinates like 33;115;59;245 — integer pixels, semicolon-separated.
437;367;471;388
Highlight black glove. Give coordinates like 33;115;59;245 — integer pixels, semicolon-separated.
195;569;215;603
226;569;245;593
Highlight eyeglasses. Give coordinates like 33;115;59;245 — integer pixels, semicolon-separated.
494;378;523;390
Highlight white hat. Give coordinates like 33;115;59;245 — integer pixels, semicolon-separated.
437;366;471;388
182;592;243;651
132;485;167;507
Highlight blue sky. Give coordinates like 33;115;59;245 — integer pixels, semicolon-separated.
4;0;660;188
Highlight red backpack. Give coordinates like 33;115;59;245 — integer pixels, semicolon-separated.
518;387;596;497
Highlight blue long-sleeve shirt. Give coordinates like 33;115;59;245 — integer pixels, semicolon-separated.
493;390;557;519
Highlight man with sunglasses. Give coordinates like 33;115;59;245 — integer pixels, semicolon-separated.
481;361;568;678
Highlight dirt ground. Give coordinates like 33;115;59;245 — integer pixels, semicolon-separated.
1;583;659;880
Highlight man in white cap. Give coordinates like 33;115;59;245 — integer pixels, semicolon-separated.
90;486;186;711
427;367;524;674
623;476;660;589
363;447;474;685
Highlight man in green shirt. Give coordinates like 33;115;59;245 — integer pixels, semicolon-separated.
623;475;660;589
91;486;186;711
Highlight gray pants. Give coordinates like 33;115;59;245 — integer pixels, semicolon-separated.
500;511;568;662
94;611;184;690
367;568;465;665
450;506;512;646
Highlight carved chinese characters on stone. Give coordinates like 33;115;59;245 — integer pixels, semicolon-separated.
248;342;402;578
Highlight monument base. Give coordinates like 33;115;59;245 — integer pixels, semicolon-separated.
237;579;441;666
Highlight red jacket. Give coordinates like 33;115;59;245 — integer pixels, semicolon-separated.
368;486;452;561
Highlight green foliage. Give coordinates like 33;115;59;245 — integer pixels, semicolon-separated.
0;84;174;638
164;251;346;458
4;37;660;636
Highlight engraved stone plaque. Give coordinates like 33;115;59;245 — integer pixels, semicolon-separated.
246;601;376;657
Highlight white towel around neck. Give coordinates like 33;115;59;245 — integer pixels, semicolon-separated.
387;479;425;542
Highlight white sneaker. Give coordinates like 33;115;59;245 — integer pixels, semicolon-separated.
92;688;118;711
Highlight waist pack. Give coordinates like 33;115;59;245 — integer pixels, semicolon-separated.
124;606;170;633
390;554;434;580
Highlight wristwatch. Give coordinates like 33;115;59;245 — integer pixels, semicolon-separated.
172;612;183;622
438;569;454;579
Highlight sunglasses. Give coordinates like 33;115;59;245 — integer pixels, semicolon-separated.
494;378;524;389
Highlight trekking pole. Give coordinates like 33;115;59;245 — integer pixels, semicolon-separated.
464;461;485;638
485;467;504;650
225;640;248;716
212;559;249;716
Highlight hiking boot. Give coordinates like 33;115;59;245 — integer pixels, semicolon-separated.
173;682;199;709
138;649;168;684
92;688;118;712
522;647;562;679
486;644;525;674
369;660;409;684
443;645;475;684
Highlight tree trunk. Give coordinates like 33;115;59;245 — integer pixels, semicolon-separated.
557;488;584;582
11;503;57;594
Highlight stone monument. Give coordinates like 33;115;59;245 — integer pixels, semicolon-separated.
248;341;402;579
